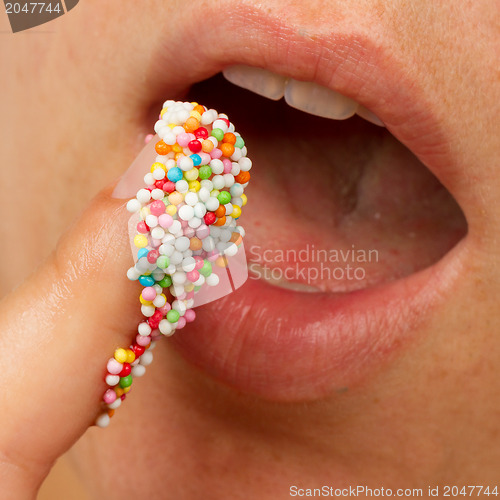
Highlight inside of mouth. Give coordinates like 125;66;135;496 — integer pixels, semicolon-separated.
183;74;467;293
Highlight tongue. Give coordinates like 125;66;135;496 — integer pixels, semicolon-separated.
187;75;467;292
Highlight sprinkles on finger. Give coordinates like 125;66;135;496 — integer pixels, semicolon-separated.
94;101;251;427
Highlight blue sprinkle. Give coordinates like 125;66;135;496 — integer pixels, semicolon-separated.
137;248;149;259
190;154;202;166
139;275;155;287
167;166;183;182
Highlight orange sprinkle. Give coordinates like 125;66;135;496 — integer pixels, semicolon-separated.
189;237;203;251
220;143;235;157
223;132;236;144
107;409;115;417
202;139;214;153
184;117;199;132
214;215;226;226
215;256;228;268
155;140;171;155
194;104;205;115
235;171;251;184
115;387;125;397
230;232;243;245
215;205;226;218
174;152;184;161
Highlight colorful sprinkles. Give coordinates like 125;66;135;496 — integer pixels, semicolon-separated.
94;101;250;427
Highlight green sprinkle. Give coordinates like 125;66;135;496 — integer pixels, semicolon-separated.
211;128;224;141
235;136;245;148
199;260;213;277
198;165;212;180
217;191;231;205
119;375;133;388
167;310;180;323
158;275;173;288
156;256;170;269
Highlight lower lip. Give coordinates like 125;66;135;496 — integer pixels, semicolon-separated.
171;237;466;400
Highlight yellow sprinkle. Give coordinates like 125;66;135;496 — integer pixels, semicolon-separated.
160;107;168;117
191;102;198;107
125;349;136;364
190;110;202;121
151;161;166;173
231;205;242;218
133;234;148;248
215;256;228;268
185;168;199;181
139;295;153;306
123;386;132;394
168;123;176;129
166;204;177;216
241;193;247;206
188;180;201;192
210;189;220;198
184;283;195;292
172;144;182;153
114;348;127;363
140;207;150;219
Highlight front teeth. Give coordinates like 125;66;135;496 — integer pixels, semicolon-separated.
222;65;288;100
284;79;358;120
222;65;384;126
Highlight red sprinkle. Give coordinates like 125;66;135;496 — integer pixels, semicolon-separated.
204;212;216;225
188;139;202;153
163;181;175;193
194;127;209;139
119;363;131;377
132;344;145;357
148;310;163;329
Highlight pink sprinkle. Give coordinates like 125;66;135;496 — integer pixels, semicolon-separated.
177;292;187;300
207;250;220;262
180;219;188;228
184;309;196;322
151;238;162;248
196;225;210;240
137;221;149;234
177;317;187;329
149;200;166;216
176;133;191;148
142;287;156;301
194;256;205;269
186;270;200;282
147;249;159;264
158;213;173;228
210;148;223;159
103;389;117;404
144;133;154;144
158;303;171;315
136;334;151;346
199;153;211;165
184;227;195;238
107;359;123;375
186;291;195;300
222;159;232;173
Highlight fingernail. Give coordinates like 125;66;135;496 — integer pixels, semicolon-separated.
112;135;158;199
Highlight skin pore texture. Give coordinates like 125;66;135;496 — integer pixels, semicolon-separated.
0;0;499;498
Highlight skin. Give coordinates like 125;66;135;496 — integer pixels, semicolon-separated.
0;0;499;498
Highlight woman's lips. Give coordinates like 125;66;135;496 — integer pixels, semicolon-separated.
141;3;469;399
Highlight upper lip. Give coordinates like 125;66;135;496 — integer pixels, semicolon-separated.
144;4;469;399
148;4;456;197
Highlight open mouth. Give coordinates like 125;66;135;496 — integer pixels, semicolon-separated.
141;9;469;400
